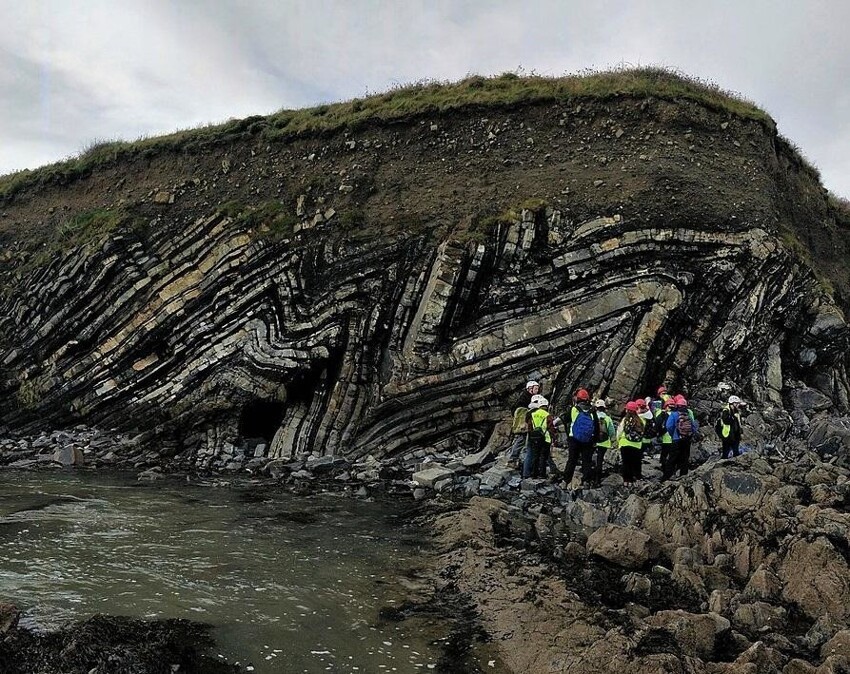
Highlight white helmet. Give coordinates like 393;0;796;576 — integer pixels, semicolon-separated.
528;400;539;410
526;380;539;390
531;394;548;407
594;399;607;409
728;395;742;405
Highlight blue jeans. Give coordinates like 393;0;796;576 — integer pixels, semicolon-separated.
508;433;527;462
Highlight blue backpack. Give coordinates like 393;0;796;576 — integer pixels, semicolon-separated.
572;407;596;444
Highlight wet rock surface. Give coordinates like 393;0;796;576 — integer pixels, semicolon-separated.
0;613;239;674
400;443;850;673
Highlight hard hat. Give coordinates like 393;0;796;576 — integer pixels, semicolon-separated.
625;401;639;413
530;394;545;406
728;395;742;405
657;385;667;394
526;380;539;390
594;399;607;409
528;400;539;410
636;398;648;410
575;388;590;401
537;396;549;407
664;398;676;409
675;395;688;406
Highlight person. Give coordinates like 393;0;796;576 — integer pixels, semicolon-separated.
715;395;743;458
562;388;600;487
523;394;557;479
617;401;645;485
655;398;676;478
636;398;655;478
664;395;699;479
592;399;616;485
652;385;672;412
507;380;539;468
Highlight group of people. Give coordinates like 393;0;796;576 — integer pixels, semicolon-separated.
507;380;748;487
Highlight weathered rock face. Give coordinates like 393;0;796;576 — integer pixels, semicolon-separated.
0;97;848;466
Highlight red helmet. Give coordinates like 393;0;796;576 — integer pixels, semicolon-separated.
625;401;639;413
675;395;688;406
636;398;648;410
664;398;676;409
657;385;667;395
575;388;590;401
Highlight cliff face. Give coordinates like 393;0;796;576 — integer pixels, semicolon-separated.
0;95;848;466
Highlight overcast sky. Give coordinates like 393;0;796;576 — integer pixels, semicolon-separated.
1;0;849;196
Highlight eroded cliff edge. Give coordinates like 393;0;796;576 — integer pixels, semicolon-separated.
1;86;849;467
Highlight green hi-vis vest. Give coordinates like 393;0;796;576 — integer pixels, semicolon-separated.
720;405;740;439
530;408;552;444
512;407;529;434
596;412;613;449
618;415;644;449
654;408;673;444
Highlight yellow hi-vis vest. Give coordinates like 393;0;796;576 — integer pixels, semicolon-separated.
617;415;644;449
529;408;552;444
596;412;613;449
720;405;740;439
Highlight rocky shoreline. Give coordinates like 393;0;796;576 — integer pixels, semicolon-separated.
1;423;849;673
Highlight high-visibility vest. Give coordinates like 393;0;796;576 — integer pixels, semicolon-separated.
617;415;644;449
654;408;673;444
530;408;552;444
720;405;740;439
596;412;613;449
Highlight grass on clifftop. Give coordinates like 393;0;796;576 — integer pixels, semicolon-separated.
0;67;774;203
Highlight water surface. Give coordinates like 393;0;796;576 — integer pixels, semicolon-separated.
0;471;439;672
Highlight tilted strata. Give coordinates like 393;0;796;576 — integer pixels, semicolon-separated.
0;97;848;466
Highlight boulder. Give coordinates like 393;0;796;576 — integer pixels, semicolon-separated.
821;630;850;660
645;610;730;659
412;466;454;488
733;601;787;634
586;524;658;568
711;468;778;513
789;386;834;413
0;602;19;633
743;565;782;601
779;537;850;622
461;448;492;468
53;446;85;466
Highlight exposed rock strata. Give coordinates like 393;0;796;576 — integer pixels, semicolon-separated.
0;98;848;466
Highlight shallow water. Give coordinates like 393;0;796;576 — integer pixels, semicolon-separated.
0;471;440;672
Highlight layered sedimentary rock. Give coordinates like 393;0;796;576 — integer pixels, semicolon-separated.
0;96;848;465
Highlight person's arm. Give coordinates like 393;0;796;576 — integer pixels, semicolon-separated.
690;411;700;435
607;417;616;440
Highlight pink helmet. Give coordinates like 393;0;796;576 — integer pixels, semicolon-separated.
675;394;688;406
625;401;639;413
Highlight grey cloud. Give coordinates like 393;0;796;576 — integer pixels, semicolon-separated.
0;0;847;195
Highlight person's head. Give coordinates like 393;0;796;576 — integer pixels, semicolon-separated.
664;398;676;410
575;388;590;404
625;401;639;415
594;399;607;412
526;380;540;395
636;398;648;412
728;394;742;408
675;394;688;408
530;394;548;409
657;385;667;396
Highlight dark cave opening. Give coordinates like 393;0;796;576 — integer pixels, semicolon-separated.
238;399;285;443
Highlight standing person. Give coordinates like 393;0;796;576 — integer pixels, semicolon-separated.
592;399;616;485
655;398;676;479
562;388;599;487
652;386;671;412
507;380;539;468
617;401;645;486
664;395;699;479
523;395;557;479
636;399;655;478
715;395;744;458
